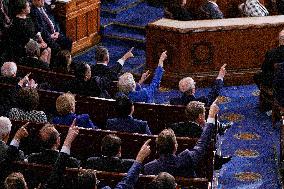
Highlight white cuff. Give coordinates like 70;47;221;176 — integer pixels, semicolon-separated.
117;59;125;66
10;139;20;148
216;77;224;81
61;146;70;155
207;117;215;124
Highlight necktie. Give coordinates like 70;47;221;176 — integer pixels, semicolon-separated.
40;7;55;33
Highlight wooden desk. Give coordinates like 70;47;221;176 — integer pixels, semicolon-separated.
146;16;284;88
54;0;101;54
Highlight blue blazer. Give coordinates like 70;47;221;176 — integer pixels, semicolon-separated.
106;116;152;135
144;122;216;177
52;113;97;129
127;66;164;103
170;79;223;107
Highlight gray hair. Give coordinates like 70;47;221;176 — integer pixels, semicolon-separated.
1;62;17;77
0;116;12;139
178;77;195;93
118;73;136;94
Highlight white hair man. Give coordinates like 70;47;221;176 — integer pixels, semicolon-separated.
170;64;226;106
0;117;28;162
1;62;17;78
117;51;167;103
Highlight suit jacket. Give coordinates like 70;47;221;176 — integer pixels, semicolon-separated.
86;156;135;173
0;140;24;163
91;63;122;82
106;116;152;135
273;62;284;106
30;5;58;46
52;113;98;129
8;17;38;59
19;56;49;70
259;45;284;86
30;5;72;52
0;141;25;188
200;1;224;19
144;122;216;177
169;121;203;138
27;149;80;168
42;152;143;189
170;79;223;106
64;77;105;97
165;6;194;21
0;76;19;116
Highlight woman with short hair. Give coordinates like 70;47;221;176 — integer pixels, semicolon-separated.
52;92;98;129
9;87;47;123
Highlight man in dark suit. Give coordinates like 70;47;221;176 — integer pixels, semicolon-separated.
27;123;80;168
19;39;51;70
106;95;152;135
0;119;29;186
199;0;224;19
30;0;72;54
170;64;226;107
65;62;107;98
91;46;134;83
0;117;27;163
273;62;284;107
144;102;219;177
86;134;135;172
0;62;19;116
43;127;152;189
254;30;284;88
169;101;205;138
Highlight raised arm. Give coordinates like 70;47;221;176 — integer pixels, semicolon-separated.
115;139;151;189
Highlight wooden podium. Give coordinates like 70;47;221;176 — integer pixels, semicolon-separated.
54;0;101;54
146;16;284;88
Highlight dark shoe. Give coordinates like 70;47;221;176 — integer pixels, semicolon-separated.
214;154;232;170
218;122;233;135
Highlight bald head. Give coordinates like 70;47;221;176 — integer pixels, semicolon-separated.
279;30;284;45
1;62;17;77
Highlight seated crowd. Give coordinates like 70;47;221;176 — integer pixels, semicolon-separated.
0;45;232;188
1;0;283;187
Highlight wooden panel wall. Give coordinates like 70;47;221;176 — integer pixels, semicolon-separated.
54;0;101;54
146;17;284;88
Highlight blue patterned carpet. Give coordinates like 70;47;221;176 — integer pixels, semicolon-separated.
155;85;282;189
74;0;282;187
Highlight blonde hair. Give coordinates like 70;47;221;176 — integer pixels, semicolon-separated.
178;77;195;93
118;73;136;94
56;93;75;115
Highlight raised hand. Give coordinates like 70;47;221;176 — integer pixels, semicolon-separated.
217;64;227;80
158;51;167;67
63;119;79;148
122;47;134;61
14;122;29;141
136;139;151;163
139;70;150;84
208;100;219;119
